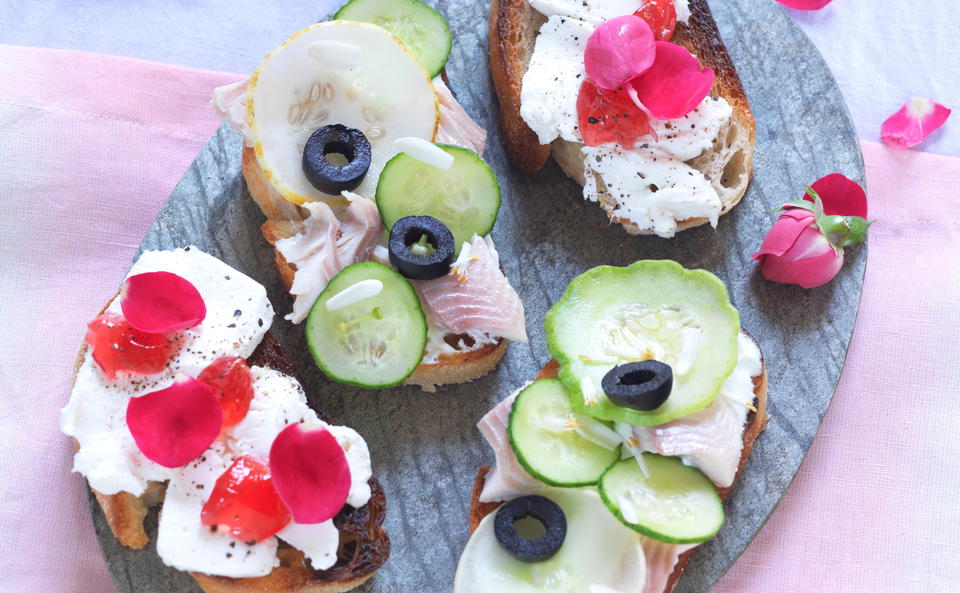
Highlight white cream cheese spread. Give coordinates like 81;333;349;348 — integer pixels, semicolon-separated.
61;247;373;578
651;97;733;161
156;365;372;576
423;319;500;365
519;15;592;145
61;247;274;496
156;442;281;577
582;144;722;237
519;1;733;238
530;0;645;24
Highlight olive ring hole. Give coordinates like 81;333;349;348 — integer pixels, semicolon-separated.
323;140;356;167
620;369;657;386
402;227;439;258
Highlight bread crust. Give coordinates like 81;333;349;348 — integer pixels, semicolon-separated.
190;478;390;593
489;0;756;234
489;0;551;174
467;339;769;592
71;300;389;592
405;339;508;391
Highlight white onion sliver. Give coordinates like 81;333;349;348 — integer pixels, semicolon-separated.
395;137;454;170
325;279;383;310
572;414;622;451
580;376;599;406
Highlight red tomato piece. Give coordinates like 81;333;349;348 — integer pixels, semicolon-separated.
577;79;655;148
201;456;292;543
198;357;254;427
85;313;177;380
634;0;678;41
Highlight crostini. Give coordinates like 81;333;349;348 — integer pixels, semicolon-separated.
214;1;527;391
455;260;768;593
61;247;389;592
490;0;755;237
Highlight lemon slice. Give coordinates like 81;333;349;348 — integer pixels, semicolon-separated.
247;21;439;204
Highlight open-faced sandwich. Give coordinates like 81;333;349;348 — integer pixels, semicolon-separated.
490;0;755;237
60;247;389;593
213;0;526;391
456;260;767;593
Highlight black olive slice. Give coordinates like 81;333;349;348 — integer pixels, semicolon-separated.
601;360;673;411
388;216;455;280
494;495;566;563
301;124;371;195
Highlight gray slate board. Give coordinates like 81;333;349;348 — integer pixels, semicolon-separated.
89;0;866;591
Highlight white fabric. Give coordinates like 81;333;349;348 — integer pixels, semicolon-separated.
786;1;959;156
0;0;956;156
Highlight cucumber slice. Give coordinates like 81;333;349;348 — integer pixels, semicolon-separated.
544;260;740;426
305;262;426;388
508;379;620;487
376;144;500;255
334;0;452;77
598;455;723;543
454;488;646;593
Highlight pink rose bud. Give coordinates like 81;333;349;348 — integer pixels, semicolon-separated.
753;209;844;289
752;174;870;289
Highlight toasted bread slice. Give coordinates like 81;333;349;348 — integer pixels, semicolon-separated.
72;300;389;592
489;0;756;234
255;189;508;392
467;344;769;593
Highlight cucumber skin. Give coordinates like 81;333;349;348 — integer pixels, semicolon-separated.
333;0;452;78
305;262;427;389
544;260;740;426
376;144;501;253
597;456;724;544
507;379;621;488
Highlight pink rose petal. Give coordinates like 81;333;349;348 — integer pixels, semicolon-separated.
628;41;715;120
881;98;951;149
752;209;816;259
775;0;833;9
126;374;223;468
121;271;206;334
584;15;656;90
805;173;868;218
760;234;844;289
269;424;351;524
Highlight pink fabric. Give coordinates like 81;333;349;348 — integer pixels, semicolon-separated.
715;143;960;592
0;45;241;593
1;45;958;593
